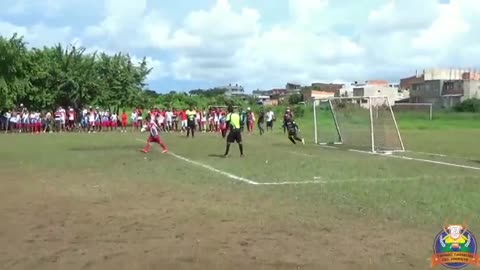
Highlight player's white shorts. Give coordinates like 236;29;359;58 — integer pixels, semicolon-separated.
181;120;187;127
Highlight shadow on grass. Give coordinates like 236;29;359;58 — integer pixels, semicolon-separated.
69;144;140;151
208;154;225;158
270;142;295;148
469;159;480;164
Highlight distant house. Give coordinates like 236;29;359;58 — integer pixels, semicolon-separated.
260;98;279;106
412;79;480;108
269;88;288;96
253;88;288;105
351;80;399;103
286;82;301;92
304;90;335;100
221;83;245;96
311;83;344;94
406;68;480;108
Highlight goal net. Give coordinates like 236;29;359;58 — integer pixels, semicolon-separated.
313;96;405;153
392;103;433;120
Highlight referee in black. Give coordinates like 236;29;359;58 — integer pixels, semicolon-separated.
223;105;244;157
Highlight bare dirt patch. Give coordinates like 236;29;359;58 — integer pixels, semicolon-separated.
0;170;432;270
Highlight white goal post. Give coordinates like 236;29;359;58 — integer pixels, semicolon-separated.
312;96;405;153
392;103;433;120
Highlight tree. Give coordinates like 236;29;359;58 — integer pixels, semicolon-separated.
0;34;30;110
0;33;154;112
288;93;303;105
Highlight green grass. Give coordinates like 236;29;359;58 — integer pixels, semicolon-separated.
1;112;479;269
2;118;478;227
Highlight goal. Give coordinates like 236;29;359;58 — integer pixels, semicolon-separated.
312;96;405;153
392;103;433;120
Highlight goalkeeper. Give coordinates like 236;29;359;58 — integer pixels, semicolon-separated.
285;116;305;145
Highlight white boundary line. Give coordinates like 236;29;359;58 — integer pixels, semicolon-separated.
251;174;470;186
135;138;479;186
313;175;468;184
256;180;326;185
406;150;446;157
135;138;259;185
348;149;480;171
168;152;260;185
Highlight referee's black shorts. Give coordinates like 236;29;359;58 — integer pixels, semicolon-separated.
227;129;242;143
187;120;195;129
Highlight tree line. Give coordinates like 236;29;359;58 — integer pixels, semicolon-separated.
0;34;158;113
1;33;306;114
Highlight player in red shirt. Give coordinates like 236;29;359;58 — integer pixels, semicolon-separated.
121;110;128;133
140;116;168;153
179;109;187;132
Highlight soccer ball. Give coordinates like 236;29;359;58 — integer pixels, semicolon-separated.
141;125;148;133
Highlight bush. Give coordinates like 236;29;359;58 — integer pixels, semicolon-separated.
293;105;305;118
454;98;480;112
288;93;303;105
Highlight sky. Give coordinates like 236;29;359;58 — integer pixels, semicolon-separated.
1;0;480;93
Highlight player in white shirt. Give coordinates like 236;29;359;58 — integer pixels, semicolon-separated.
165;109;173;132
88;108;96;133
21;111;29;132
59;107;66;132
29;112;36;133
201;109;207;132
214;111;219;132
265;109;275;132
131;111;137;132
111;113;118;131
157;112;165;132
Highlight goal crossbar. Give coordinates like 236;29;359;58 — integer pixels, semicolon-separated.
393;103;433;120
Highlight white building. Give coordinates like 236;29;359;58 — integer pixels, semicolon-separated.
222;84;245;96
352;81;399;104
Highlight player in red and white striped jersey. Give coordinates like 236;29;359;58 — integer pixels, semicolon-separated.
140;116;168;154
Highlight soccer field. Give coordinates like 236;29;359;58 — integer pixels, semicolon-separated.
1;118;479;270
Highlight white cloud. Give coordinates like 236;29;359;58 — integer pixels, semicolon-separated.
1;0;72;16
170;0;366;87
3;0;480;90
0;21;74;47
140;56;169;80
288;0;328;26
83;46;168;81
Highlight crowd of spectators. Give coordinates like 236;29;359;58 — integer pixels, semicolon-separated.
1;105;278;134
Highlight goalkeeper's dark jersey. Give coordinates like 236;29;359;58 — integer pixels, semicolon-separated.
285;120;299;134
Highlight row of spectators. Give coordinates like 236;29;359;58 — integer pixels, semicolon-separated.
1;105;278;134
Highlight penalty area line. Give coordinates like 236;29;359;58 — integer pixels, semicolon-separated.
406;150;446;157
256;180;327;185
135;138;259;185
348;149;480;171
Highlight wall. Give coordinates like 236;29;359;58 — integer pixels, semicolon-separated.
410;80;443;98
462;71;480;80
304;90;335;101
261;99;279;106
442;96;462;108
462;80;480;100
351;86;398;106
399;75;424;90
441;80;464;96
365;80;389;86
409;80;443;107
423;68;470;80
336;85;353;97
356;86;397;99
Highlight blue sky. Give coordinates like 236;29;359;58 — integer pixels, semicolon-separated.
1;0;479;93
